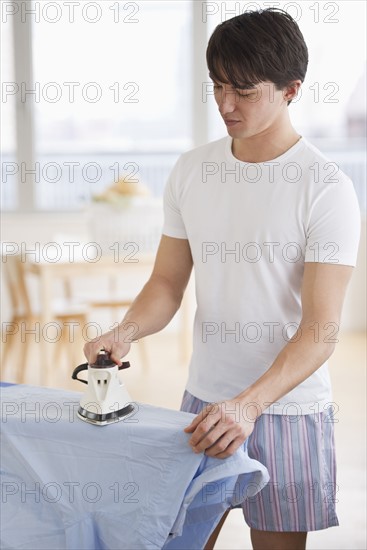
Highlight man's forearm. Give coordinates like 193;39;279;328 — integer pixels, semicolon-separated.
236;321;337;417
117;274;184;341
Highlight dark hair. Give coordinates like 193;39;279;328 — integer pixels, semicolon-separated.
206;8;308;103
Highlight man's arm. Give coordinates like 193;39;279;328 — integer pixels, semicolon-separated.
185;262;354;458
84;235;193;365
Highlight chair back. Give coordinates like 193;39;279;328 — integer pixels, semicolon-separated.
3;255;33;317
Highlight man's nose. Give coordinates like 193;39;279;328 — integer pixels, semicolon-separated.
218;89;237;115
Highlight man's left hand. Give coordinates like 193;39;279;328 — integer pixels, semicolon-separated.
184;400;255;459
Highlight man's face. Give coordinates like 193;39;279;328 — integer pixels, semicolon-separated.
212;79;290;140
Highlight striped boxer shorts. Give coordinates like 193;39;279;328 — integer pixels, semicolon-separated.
181;390;339;532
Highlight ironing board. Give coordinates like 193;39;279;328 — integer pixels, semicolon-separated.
0;384;269;550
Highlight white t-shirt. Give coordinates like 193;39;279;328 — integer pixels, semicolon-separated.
162;136;361;414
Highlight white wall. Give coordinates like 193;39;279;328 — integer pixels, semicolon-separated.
341;216;366;331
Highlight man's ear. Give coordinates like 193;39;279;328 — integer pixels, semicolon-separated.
282;80;302;103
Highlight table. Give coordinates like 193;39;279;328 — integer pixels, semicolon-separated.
21;253;192;382
1;384;269;549
24;251;154;321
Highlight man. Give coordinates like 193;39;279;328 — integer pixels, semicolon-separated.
84;8;361;550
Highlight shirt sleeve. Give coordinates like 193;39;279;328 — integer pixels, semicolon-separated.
304;173;361;266
162;156;188;239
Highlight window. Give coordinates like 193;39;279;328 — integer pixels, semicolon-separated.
2;1;365;211
3;1;194;211
33;1;192;154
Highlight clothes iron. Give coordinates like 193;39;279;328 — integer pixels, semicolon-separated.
71;350;135;426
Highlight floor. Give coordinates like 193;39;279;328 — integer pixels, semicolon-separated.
1;329;366;550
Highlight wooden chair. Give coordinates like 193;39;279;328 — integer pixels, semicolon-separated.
1;255;88;383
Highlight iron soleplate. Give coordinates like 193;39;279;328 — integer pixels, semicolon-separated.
77;403;135;426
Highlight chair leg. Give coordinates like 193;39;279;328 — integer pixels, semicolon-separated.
1;321;18;380
17;317;37;384
69;315;87;368
58;315;88;371
2;317;29;384
54;320;66;370
18;330;30;384
1;336;13;378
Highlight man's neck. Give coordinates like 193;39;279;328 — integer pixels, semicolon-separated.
231;127;302;163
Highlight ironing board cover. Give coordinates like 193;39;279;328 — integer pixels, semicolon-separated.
1;384;269;549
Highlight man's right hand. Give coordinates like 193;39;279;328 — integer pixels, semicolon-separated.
83;323;134;366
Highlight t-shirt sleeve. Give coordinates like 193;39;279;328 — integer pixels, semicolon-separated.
304;174;361;266
162;156;188;239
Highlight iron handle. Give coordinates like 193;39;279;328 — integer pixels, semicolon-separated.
71;363;88;384
118;362;131;370
71;361;131;384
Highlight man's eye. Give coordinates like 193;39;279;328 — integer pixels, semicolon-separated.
236;91;256;98
213;84;222;90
